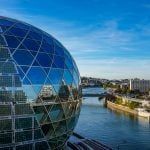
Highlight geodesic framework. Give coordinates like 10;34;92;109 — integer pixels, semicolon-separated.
0;16;81;150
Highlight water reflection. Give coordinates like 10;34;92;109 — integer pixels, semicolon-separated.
75;88;150;150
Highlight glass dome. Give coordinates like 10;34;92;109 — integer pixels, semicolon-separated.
0;16;81;150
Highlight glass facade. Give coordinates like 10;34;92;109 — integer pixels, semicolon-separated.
0;16;81;150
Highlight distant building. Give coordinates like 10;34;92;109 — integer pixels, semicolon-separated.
40;85;52;98
130;79;150;92
81;77;89;86
111;81;120;86
120;83;128;90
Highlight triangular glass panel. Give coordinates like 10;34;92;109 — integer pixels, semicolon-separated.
35;141;50;150
34;96;43;103
34;117;39;128
36;40;41;45
39;47;45;52
71;82;79;100
33;85;43;96
66;116;76;130
51;63;57;68
48;138;58;150
57;134;68;147
45;78;52;85
0;35;7;46
13;50;34;65
63;69;73;86
18;44;26;50
41;41;54;54
27;30;42;41
68;89;74;101
23;77;31;84
64;64;68;70
34;129;44;140
30;51;37;56
27;67;46;84
73;70;79;87
33;105;48;124
41;123;55;138
48;54;54;61
4;30;13;36
36;52;52;67
22;85;37;102
52;121;59;130
49;104;65;122
63;102;75;117
51;87;58;98
45;105;53;113
54;40;64;56
54;42;64;56
20;66;29;74
44;116;51;124
48;68;63;85
65;54;73;69
0;26;2;33
75;101;81;116
14;23;30;30
55;96;61;103
16;66;25;79
24;39;40;51
0;19;14;26
5;35;20;49
52;55;65;69
9;48;15;54
61;102;69;117
43;68;50;75
9;27;27;38
32;60;39;66
54;120;67;136
0;25;9;32
71;103;76;117
16;37;24;42
52;85;61;95
58;82;71;101
43;34;53;45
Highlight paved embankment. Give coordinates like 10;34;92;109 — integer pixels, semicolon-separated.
107;101;138;115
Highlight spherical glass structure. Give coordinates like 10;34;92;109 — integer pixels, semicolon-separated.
0;16;81;150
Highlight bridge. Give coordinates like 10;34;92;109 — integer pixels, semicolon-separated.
82;92;109;99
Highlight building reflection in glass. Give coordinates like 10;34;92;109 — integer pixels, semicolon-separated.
0;16;81;150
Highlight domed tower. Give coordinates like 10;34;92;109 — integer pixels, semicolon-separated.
0;16;81;150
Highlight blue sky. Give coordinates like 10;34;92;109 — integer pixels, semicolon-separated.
0;0;150;79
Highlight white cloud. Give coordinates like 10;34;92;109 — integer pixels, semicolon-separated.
0;8;150;79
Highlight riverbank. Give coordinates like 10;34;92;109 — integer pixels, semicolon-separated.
107;100;138;115
76;98;150;150
107;100;150;121
76;87;150;150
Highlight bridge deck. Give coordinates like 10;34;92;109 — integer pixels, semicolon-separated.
67;132;112;150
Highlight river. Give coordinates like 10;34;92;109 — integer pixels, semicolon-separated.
75;87;150;150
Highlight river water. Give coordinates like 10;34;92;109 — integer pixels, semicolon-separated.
75;88;150;150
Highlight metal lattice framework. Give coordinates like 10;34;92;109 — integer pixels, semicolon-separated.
0;16;81;150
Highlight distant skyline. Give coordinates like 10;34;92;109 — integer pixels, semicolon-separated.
0;0;150;79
